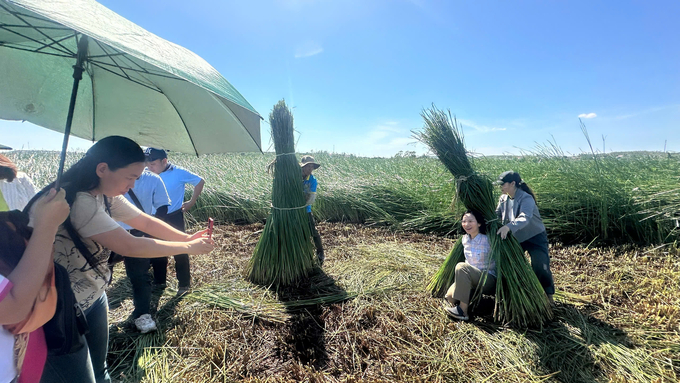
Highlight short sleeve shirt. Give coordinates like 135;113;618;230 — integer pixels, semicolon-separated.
119;171;170;231
51;193;141;310
462;233;495;277
302;174;318;213
158;164;202;214
0;274;17;382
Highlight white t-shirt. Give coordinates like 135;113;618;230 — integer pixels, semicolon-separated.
0;274;17;383
44;193;141;310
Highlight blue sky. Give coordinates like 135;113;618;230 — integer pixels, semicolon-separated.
1;0;678;156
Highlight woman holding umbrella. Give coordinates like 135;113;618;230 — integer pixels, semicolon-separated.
25;136;215;383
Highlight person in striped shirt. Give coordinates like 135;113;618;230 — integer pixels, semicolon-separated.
444;210;496;321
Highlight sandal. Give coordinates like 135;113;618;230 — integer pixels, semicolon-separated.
445;305;469;321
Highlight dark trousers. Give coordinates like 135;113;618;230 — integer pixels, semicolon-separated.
308;212;324;257
164;210;191;288
520;231;555;295
123;230;168;318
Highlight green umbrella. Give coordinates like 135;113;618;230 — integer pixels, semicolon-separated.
0;0;262;187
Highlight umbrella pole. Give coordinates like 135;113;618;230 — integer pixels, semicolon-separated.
55;36;89;190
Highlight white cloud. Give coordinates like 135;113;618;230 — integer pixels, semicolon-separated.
614;104;679;120
295;41;323;58
351;122;422;157
578;113;597;119
458;119;507;133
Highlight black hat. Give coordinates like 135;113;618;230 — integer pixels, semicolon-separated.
495;171;522;185
144;147;167;161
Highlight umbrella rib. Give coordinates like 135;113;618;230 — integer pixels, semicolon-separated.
90;39;178;81
91;39;135;82
0;5;67;28
87;51;128;59
88;39;188;84
0;42;72;58
0;23;72;31
0;25;74;56
90;38;170;79
163;94;200;157
90;39;168;90
88;61;162;93
1;6;75;56
34;33;73;53
214;95;263;152
88;59;181;81
117;50;164;77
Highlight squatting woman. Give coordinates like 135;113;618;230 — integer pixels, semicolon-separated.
444;210;496;321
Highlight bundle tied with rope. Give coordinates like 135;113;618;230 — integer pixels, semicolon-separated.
247;100;317;287
415;106;552;328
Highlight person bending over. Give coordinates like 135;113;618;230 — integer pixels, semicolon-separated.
495;171;555;305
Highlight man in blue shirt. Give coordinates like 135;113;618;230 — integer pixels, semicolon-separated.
118;170;171;333
301;155;325;265
145;148;205;294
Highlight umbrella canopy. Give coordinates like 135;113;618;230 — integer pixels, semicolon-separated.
0;144;12;150
0;0;262;156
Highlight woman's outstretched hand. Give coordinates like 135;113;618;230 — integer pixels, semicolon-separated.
188;228;209;241
497;225;511;239
186;238;215;254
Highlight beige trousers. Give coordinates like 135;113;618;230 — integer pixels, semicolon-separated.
445;262;496;305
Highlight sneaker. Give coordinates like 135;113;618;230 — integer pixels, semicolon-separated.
134;314;157;333
441;298;453;309
176;286;191;296
445;306;469;321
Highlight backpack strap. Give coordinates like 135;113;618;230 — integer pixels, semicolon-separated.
126;189;144;212
103;195;112;217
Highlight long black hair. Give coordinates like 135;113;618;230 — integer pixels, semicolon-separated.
498;171;537;201
24;136;145;278
461;210;487;235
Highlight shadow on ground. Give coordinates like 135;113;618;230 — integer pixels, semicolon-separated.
274;267;349;371
466;301;648;383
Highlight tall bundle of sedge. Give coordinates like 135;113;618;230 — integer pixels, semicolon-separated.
426;237;464;297
415;105;552;327
247;100;316;287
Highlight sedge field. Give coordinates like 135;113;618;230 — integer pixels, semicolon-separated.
6;150;680;382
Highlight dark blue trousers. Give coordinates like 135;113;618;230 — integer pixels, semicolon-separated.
123;229;168;318
520;231;555;295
